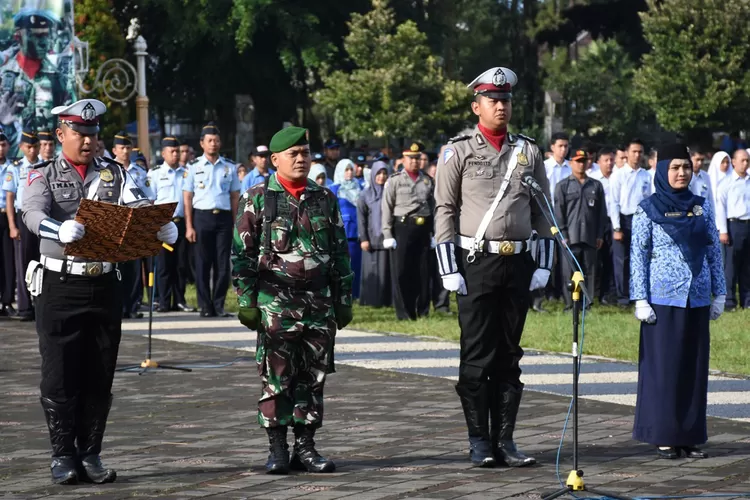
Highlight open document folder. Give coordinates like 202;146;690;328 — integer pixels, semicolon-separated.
64;199;178;262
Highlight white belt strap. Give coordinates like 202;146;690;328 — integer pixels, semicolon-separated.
467;139;526;263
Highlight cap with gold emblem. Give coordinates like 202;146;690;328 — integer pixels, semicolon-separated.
161;136;180;148
20;128;39;145
403;142;425;157
51;99;107;135
37;130;54;141
113;131;133;146
467;67;518;100
570;149;588;161
201;122;220;138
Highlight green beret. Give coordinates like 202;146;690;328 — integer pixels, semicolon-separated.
269;126;309;153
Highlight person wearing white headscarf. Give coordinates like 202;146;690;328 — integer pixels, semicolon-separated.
308;163;333;188
332;160;363;298
707;151;732;206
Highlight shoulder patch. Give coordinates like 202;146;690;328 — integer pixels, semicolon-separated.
447;134;470;145
516;133;536;144
182;170;189;178
27;170;43;186
5;173;12;182
443;148;455;164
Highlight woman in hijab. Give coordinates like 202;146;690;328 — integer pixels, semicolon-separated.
357;161;392;307
707;151;731;207
630;143;726;459
308;163;333;188
332;159;363;299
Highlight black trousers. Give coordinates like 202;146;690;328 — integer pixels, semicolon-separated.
456;249;535;390
0;211;15;305
194;210;233;313
725;220;750;309
391;219;431;320
157;218;187;308
561;243;597;308
14;211;40;313
37;270;122;402
120;259;143;315
596;224;615;302
613;213;633;306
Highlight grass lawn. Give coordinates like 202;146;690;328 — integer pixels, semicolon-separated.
184;285;750;376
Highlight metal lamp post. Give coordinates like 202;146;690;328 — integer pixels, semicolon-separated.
133;35;150;160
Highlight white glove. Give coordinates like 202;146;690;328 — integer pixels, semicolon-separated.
441;272;467;295
635;299;657;324
59;220;85;243
157;222;178;244
430;237;437;249
529;269;550;291
383;238;397;250
710;295;726;321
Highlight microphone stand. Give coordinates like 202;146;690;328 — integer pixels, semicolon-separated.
525;181;632;500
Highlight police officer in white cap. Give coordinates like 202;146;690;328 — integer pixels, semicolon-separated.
22;99;178;485
434;67;554;468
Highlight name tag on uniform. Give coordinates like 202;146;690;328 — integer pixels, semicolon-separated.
664;211;684;217
50;181;76;190
588;198;595;207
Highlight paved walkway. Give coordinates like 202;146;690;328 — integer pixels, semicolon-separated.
3;316;750;499
122;312;750;422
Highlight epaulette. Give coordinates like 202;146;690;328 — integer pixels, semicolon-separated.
515;133;536;144
151;163;162;171
188;158;200;165
390;171;403;177
12;158;21;166
32;159;54;170
447;134;471;145
222;156;236;164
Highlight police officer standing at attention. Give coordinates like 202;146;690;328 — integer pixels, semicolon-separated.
434;67;554;468
22;99;178;485
148;137;197;313
111;132;146;318
4;129;42;321
382;142;435;321
38;130;57;161
183;122;241;317
0;131;16;316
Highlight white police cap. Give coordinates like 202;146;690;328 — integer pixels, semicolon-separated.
467;67;518;99
51;99;107;135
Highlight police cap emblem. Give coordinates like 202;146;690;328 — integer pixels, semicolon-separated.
81;102;96;122
492;69;507;87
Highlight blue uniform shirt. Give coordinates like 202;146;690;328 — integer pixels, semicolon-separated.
126;163;154;200
183;155;241;210
2;156;38;211
0;159;12;210
146;163;186;217
241;166;275;193
689;169;713;210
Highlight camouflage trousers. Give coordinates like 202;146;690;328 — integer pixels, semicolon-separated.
256;285;335;428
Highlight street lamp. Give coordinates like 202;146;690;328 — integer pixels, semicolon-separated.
133;35;150;160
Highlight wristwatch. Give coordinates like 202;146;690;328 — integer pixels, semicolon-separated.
614;227;621;232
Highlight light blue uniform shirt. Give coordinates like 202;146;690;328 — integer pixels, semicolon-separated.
544;157;571;206
241;167;275;193
609;164;653;229
0;159;12;210
2;156;37;211
630;200;726;308
689;169;713;210
715;170;750;234
126;163;154;200
146;163;186;217
183;155;241;210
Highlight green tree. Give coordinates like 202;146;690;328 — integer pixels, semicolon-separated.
75;0;129;141
543;38;648;144
636;0;750;132
315;0;469;145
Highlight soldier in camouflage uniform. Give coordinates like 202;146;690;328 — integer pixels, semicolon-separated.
232;126;353;475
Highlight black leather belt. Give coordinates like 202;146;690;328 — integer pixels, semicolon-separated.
197;209;230;215
173;216;183;223
729;218;750;224
259;272;329;291
397;214;432;226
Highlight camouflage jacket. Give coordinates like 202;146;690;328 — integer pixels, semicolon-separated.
232;174;353;309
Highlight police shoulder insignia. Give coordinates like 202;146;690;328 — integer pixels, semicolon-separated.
183;170;189;178
517;152;529;166
100;169;114;182
4;173;12;182
13;159;20;166
145;179;150;187
447;134;470;144
516;133;536;144
222;156;235;164
27;170;42;186
188;158;200;165
443;148;455;164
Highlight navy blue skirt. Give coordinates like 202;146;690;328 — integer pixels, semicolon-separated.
632;303;710;446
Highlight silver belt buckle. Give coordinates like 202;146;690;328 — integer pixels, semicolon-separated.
85;262;103;277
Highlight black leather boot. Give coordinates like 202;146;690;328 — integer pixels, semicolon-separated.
290;425;336;473
455;383;496;467
265;426;290;474
40;397;78;485
76;395;117;484
491;383;536;467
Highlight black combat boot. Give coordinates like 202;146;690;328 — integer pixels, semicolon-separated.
76;395;117;484
290;425;336;473
265;426;290;475
40;397;78;485
491;383;536;467
455;383;496;467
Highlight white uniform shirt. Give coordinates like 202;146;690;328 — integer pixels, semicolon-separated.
689;169;714;210
544;157;571;206
608;164;652;229
715;171;750;234
588;170;612;217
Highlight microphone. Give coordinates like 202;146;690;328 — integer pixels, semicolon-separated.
522;175;543;194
